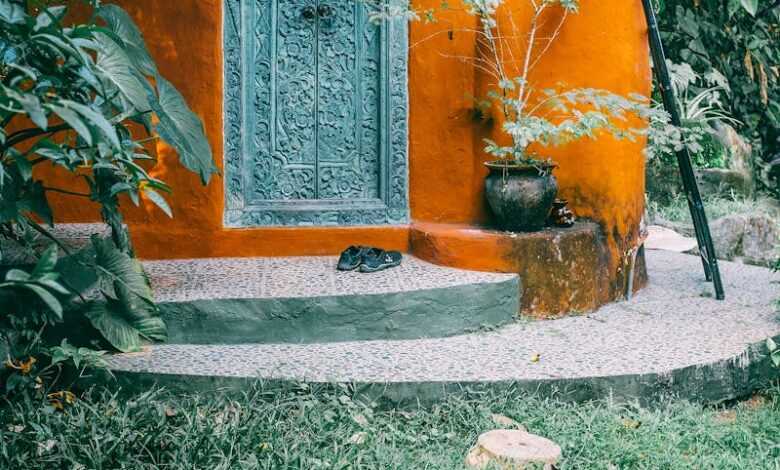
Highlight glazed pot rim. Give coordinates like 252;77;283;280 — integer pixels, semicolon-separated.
484;160;557;171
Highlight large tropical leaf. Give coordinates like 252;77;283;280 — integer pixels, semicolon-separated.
94;32;151;113
88;237;167;351
92;235;153;303
114;282;167;342
84;300;142;352
96;5;158;76
86;288;167;352
151;76;217;184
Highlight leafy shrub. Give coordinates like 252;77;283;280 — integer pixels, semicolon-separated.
0;0;215;393
656;0;780;192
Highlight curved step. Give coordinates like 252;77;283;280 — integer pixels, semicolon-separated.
111;252;780;404
144;255;519;344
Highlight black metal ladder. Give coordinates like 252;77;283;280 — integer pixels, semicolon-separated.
641;0;725;300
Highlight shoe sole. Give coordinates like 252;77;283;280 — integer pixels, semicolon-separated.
358;261;401;273
337;263;361;272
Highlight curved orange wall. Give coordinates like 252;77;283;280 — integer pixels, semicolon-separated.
41;0;650;267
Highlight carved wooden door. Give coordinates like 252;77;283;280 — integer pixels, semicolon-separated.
223;0;409;227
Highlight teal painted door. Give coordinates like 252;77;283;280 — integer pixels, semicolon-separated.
223;0;409;227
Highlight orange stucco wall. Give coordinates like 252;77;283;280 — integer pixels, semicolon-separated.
40;0;650;269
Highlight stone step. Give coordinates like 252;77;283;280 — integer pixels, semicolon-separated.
0;223;111;266
144;255;519;344
110;251;780;405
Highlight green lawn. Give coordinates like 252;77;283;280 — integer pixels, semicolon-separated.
2;383;780;469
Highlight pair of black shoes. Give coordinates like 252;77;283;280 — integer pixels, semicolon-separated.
337;246;403;273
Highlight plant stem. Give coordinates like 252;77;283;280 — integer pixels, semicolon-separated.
2;123;71;153
42;187;91;198
94;169;134;256
517;6;544;121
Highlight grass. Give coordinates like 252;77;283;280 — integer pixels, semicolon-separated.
2;384;780;469
647;193;779;226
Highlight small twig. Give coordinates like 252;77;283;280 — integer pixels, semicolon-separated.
42;186;91;198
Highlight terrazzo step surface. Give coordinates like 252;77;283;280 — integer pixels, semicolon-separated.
111;251;780;404
144;255;519;344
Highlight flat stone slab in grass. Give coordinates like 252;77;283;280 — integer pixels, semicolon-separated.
109;251;780;405
143;255;519;344
645;225;697;253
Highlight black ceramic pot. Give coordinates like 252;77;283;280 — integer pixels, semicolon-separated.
484;161;558;232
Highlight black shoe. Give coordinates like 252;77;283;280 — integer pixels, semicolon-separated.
359;248;402;273
337;246;369;271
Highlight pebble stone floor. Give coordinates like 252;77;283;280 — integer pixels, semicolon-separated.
143;255;517;302
109;250;780;383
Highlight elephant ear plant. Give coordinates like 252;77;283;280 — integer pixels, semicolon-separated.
0;0;216;393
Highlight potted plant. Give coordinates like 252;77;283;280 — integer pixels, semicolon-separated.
463;0;657;231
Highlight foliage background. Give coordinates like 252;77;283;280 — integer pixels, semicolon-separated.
656;0;780;192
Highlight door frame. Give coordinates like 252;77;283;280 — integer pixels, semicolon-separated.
222;0;410;227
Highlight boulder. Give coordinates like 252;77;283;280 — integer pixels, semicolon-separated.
712;122;752;176
648;124;755;201
694;168;753;198
688;213;779;267
645;164;683;205
465;429;561;470
742;215;780;266
709;214;750;261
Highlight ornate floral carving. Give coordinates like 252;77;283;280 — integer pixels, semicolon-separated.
223;0;409;227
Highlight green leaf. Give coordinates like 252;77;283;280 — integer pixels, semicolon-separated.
84;301;142;352
61;100;121;149
97;5;158;76
5;269;30;282
47;104;93;146
143;187;172;217
13;153;32;182
0;0;25;24
32;33;87;64
151;76;217;184
31;244;58;278
131;316;167;342
34;6;66;31
85;285;167;352
741;0;759;15
18;181;53;225
94;33;151;112
34;279;70;296
21;283;63;319
4;87;48;129
92;236;154;303
772;352;780;368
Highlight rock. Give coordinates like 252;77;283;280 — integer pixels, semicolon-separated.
465;429;561;469
648;123;755;201
694;168;753;198
712;122;753;176
645;225;698;253
645;164;683;205
688;213;779;267
708;214;749;260
742;215;779;266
